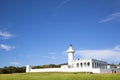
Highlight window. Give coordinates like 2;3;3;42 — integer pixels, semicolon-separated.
76;63;79;68
80;63;83;67
87;62;90;66
92;62;94;68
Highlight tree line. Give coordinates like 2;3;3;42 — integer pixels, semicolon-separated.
0;66;26;74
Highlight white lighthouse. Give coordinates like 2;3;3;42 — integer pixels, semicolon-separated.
66;44;75;67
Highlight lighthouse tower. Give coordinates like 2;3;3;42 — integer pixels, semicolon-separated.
67;44;75;67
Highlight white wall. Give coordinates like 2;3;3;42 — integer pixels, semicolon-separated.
26;67;120;73
27;68;101;73
61;65;68;68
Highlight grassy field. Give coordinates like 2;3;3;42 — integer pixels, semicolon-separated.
0;72;120;80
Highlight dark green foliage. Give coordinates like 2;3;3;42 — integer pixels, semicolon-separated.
0;66;25;74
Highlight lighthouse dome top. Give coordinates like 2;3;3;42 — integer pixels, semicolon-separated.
66;44;75;53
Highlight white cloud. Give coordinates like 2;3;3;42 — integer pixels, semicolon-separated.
10;62;20;65
56;0;71;9
53;0;71;17
99;12;120;23
0;44;15;51
0;31;12;39
75;45;120;63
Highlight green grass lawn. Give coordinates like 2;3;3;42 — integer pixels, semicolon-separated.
0;72;120;80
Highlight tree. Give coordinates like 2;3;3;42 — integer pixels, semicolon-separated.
0;66;25;74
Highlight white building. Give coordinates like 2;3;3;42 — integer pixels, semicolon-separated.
26;45;120;73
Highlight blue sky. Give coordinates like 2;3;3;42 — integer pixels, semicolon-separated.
0;0;120;67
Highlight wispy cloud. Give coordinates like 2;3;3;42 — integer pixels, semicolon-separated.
75;45;120;63
0;44;15;51
10;62;20;65
0;31;13;39
56;0;71;9
53;0;71;17
99;12;120;23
